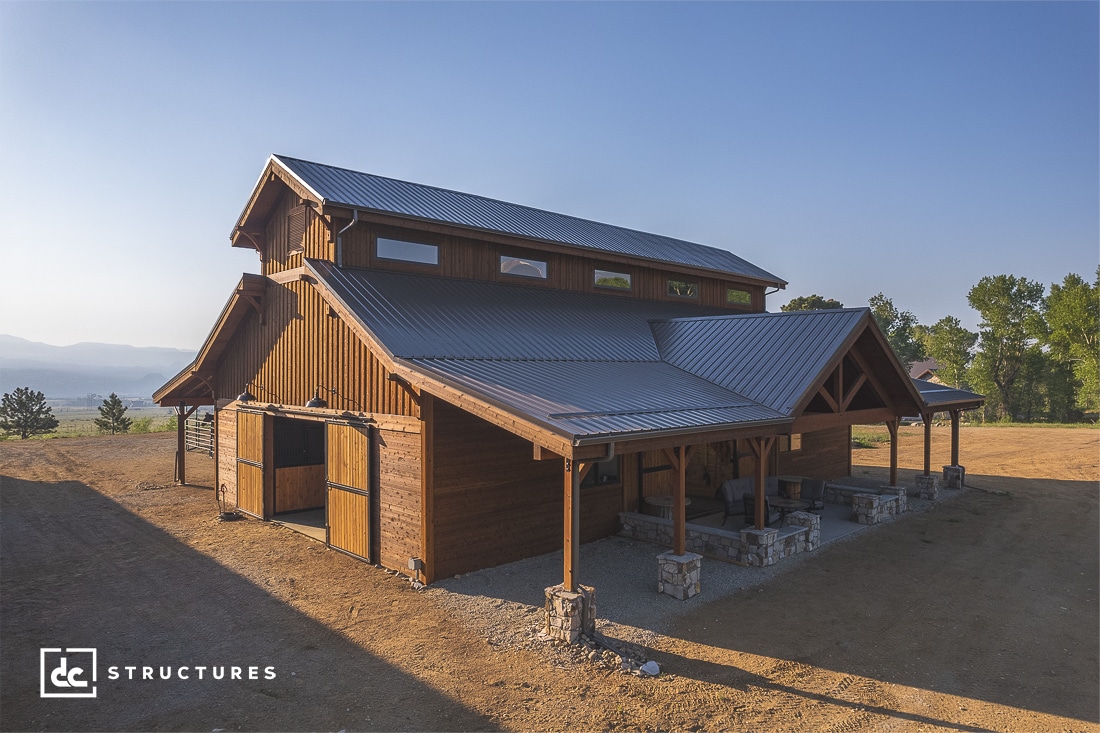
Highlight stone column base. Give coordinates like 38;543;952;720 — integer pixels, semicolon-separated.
740;527;778;567
657;551;702;600
544;584;596;644
943;465;965;489
782;511;820;551
881;485;908;513
914;473;939;500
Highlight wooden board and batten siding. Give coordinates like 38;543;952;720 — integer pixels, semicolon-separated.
216;405;238;508
326;423;371;560
236;411;266;518
274;465;326;513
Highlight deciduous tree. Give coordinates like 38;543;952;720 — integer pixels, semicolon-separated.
920;316;978;388
967;275;1047;421
780;294;844;311
868;293;924;371
1045;268;1099;414
95;393;132;434
0;387;59;440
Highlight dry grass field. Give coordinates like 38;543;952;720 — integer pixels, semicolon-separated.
1;425;1097;731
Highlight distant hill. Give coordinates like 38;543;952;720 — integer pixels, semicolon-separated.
0;335;194;398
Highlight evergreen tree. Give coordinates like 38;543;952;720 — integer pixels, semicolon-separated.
0;387;59;439
780;294;844;311
95;393;132;434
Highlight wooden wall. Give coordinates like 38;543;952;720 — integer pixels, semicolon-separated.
430;401;563;579
776;426;852;480
373;425;423;574
216;405;237;508
214;278;418;417
253;185;767;312
274;465;325;513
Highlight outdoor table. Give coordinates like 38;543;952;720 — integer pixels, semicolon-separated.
769;496;810;521
776;475;804;498
643;494;691;520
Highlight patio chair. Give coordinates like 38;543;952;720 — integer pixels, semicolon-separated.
719;477;754;525
742;494;778;527
802;478;826;511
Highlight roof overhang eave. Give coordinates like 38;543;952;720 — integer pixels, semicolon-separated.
230;155;328;245
570;416;795;448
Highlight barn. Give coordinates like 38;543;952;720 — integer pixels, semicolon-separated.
155;155;981;633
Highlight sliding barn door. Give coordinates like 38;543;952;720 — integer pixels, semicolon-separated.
236;410;266;518
326;423;372;561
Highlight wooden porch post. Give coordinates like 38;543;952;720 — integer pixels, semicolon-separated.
921;411;934;476
174;402;199;485
563;458;580;592
885;418;899;487
748;436;775;530
950;409;961;466
674;444;687;555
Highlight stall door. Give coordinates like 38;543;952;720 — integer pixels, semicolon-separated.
325;423;371;561
236;410;266;518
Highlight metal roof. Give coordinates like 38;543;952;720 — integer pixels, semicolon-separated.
652;309;869;414
912;379;985;408
275;155;785;286
305;262;963;443
309;259;731;362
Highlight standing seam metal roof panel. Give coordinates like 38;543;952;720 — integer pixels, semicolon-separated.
276;155;785;285
652;309;868;414
308;259;732;362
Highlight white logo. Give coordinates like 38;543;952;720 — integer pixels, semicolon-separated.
40;648;97;698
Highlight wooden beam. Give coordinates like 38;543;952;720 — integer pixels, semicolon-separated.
790;406;899;434
420;394;435;584
747;436;775;530
885;418;899;487
533;444;562;461
816;384;840;413
921;411;935;476
840;373;868;412
563;459;580;592
950;409;961;467
673;444;687;556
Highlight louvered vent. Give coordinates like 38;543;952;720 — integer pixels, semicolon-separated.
286;205;309;254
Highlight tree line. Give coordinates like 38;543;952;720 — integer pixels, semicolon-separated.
782;268;1099;423
0;390;137;439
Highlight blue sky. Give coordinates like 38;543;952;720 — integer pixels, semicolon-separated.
0;1;1096;350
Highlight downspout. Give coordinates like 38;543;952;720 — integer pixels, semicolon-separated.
335;209;359;268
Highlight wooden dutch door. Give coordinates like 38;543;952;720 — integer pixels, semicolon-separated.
236;410;267;518
325;422;372;561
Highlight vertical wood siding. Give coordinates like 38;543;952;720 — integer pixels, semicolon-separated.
237;411;264;463
327;487;370;559
274;465;326;513
237;462;264;518
776;426;852;480
326;218;765;311
214;280;417;418
326;423;370;490
216;406;237;507
374;427;423;573
430;401;562;579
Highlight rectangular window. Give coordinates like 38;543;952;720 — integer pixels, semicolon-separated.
594;269;632;291
499;255;548;279
726;288;751;306
581;457;621;488
377;237;439;266
667;279;698;298
778;434;803;452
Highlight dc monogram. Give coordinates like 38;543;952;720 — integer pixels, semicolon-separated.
40;648;97;698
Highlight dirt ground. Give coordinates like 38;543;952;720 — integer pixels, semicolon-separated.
1;425;1097;732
